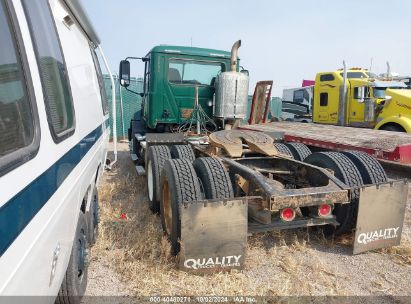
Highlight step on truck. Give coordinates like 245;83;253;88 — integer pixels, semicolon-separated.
119;40;409;272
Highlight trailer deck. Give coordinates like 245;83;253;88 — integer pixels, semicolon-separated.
240;122;411;164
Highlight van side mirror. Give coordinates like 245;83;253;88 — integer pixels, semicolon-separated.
354;87;365;103
119;60;131;87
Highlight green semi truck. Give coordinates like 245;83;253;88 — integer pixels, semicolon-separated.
119;41;408;273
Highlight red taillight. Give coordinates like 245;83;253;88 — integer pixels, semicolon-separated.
280;208;295;221
318;204;332;217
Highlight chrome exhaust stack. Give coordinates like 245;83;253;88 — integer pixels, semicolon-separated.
230;40;241;72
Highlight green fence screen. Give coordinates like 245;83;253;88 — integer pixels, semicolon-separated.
104;75;143;140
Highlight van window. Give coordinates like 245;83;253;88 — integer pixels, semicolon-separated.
320;93;328;106
22;0;75;141
0;1;33;157
320;74;335;82
168;59;223;86
0;0;39;175
90;48;108;114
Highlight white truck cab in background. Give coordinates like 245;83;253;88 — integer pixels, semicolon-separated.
0;0;114;301
281;85;314;122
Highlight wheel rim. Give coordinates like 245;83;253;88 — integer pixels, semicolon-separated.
162;179;172;235
147;161;154;201
77;229;87;282
93;198;99;235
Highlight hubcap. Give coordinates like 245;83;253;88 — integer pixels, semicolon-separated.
162;179;172;235
147;161;154;201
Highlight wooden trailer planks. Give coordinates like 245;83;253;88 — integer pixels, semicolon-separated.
240;122;411;165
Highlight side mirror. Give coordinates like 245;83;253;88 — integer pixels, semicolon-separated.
354;86;365;103
384;95;393;102
119;60;131;87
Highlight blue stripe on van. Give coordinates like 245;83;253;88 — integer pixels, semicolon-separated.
0;124;104;256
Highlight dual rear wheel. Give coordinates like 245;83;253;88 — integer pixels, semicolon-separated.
147;144;234;255
305;151;387;234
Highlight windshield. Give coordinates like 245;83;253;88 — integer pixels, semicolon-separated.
168;59;223;86
340;71;373;79
373;87;386;98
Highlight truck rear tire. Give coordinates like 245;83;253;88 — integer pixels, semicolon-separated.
160;159;202;255
341;151;388;184
273;143;294;158
193;157;234;199
56;212;88;304
147;145;171;213
304;152;364;235
170;144;196;163
285;142;312;161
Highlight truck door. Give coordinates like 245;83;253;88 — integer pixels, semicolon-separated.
313;73;339;124
348;85;366;125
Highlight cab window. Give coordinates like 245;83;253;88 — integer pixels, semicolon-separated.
320;93;328;106
340;72;369;79
320;74;334;82
168;59;223;86
373;87;386;99
293;90;304;103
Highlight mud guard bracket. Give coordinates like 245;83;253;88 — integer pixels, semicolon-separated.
353;180;409;254
179;198;247;272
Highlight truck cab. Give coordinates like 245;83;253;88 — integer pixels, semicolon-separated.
131;46;235;131
313;68;411;132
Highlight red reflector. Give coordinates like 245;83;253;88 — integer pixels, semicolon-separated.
280;208;295;221
318;204;332;217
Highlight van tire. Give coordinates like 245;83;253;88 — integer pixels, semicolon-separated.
273;143;294;158
304;152;364;235
170;145;196;163
56;212;88;304
147;145;171;213
341;151;387;184
193;157;234;199
160;159;202;255
87;187;100;246
285;142;312;161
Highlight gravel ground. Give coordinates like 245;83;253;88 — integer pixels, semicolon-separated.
85;143;411;298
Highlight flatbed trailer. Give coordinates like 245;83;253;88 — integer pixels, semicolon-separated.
240;121;411;169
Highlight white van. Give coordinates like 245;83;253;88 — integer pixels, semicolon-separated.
0;0;114;301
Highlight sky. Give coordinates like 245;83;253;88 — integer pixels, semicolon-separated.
82;0;411;96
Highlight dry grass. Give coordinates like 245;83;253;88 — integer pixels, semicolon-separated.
90;145;411;296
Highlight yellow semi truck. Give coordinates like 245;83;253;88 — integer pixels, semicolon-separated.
313;67;411;132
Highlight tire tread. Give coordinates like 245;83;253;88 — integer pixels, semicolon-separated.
193;157;234;199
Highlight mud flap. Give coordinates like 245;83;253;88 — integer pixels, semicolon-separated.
179;199;247;272
353;180;409;254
